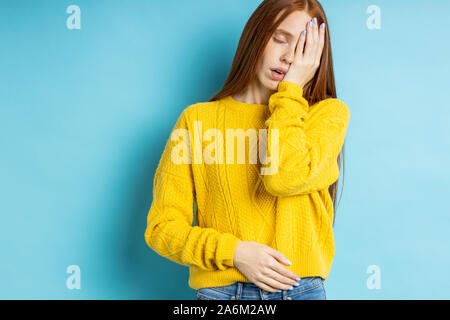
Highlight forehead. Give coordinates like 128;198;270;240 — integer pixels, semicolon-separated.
274;10;312;37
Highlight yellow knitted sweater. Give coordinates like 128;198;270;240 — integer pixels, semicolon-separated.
144;81;350;290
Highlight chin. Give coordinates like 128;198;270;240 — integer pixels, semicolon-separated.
257;75;279;91
266;79;279;91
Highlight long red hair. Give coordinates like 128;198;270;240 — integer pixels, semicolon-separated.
210;0;345;227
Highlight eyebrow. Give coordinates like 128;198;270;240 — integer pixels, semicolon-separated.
274;28;295;38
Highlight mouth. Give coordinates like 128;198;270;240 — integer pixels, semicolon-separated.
270;68;286;81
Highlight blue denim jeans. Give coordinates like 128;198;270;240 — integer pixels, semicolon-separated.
196;277;326;300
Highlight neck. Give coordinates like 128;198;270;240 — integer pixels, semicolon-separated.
232;79;276;106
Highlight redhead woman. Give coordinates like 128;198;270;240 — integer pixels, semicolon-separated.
145;0;350;301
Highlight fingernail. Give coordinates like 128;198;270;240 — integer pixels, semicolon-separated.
302;30;306;36
321;23;326;30
309;21;313;28
285;259;292;265
288;286;294;290
296;277;301;281
313;17;317;24
293;282;300;286
277;289;281;292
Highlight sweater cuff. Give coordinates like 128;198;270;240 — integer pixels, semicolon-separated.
278;81;304;97
268;81;309;118
219;233;241;268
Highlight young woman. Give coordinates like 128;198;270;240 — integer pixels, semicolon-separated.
145;0;350;300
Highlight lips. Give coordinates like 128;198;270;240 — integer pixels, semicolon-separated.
271;67;288;74
270;67;287;81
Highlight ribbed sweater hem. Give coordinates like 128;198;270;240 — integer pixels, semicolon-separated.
188;244;334;290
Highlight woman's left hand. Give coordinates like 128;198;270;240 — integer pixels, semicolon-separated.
282;17;326;89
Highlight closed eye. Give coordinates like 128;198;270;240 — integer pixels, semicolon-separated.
273;37;286;44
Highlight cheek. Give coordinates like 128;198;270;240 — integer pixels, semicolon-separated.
259;46;276;69
264;43;284;62
256;55;268;74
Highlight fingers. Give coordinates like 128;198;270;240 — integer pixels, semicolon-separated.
261;246;301;292
255;265;299;292
265;247;299;277
317;22;326;64
259;275;293;292
295;29;307;59
264;267;298;289
312;18;320;59
312;17;319;43
304;19;314;60
254;280;280;293
269;259;301;283
265;245;290;265
304;17;325;64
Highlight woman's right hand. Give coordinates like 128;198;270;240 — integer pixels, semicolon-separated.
282;17;326;89
233;241;301;292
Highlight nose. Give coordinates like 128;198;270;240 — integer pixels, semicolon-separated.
282;46;295;64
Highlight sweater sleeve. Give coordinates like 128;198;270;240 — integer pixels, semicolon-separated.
261;81;350;197
144;109;241;271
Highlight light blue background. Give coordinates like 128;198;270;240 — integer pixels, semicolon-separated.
1;0;449;299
